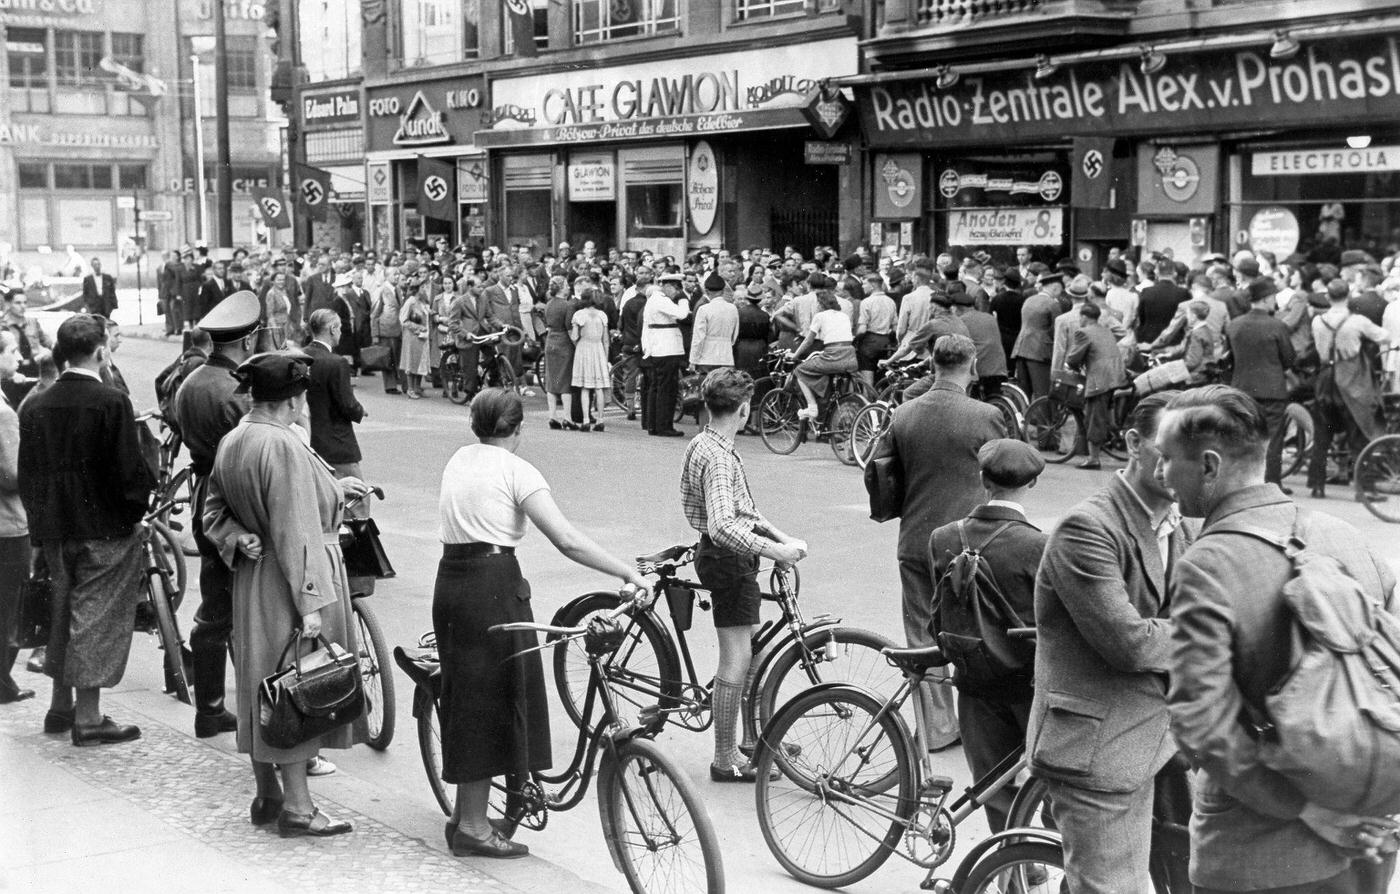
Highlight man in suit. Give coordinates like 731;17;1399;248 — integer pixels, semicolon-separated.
196;261;230;322
446;275;489;397
481;267;524;373
178;251;203;330
1157;385;1398;894
929;438;1047;831
951;285;1007;396
870;334;1006;750
159;251;182;336
1137;259;1190;344
1224;279;1296;487
1011;271;1062;399
18;314;155;745
1067;302;1127;470
302;258;337;318
81;258;117;319
1026;389;1193;894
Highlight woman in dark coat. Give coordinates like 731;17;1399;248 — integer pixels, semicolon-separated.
435;389;648;858
540;276;575;429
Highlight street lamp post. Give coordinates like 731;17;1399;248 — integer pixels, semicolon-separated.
191;53;208;245
213;0;234;253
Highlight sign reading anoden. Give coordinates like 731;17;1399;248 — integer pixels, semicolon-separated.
946;207;1064;246
1252;145;1400;175
858;35;1400;148
687;141;719;235
480;38;858;147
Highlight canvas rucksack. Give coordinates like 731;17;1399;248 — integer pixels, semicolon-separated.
154;349;202;420
1208;508;1400;816
931;520;1034;695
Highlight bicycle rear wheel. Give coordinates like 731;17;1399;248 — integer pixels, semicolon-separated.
988;394;1024;441
1023;397;1079;464
755;686;915;888
161;467;199;557
148;568;192;706
352;599;396;750
960;841;1065;894
1001;381;1031;415
828;395;866;466
599;737;724;894
1279;402;1313;480
759;388;803;455
416;691;452;816
755;626;902;733
611;359;629;410
1354;434;1400;524
850;402;891;470
494;356;519;394
1006;775;1053;830
148;520;187;609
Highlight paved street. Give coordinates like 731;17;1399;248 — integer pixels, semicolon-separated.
5;328;1400;894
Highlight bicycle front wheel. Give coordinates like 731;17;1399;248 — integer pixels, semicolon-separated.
495;356;519;393
148;520;187;609
850;402;891;470
759;388;803;455
828;394;866;466
353;599;396;750
611;359;630;410
599;737;724;894
148;569;191;705
960;841;1066;894
1279;402;1313;480
1354;433;1400;524
445;356;470;404
988;394;1024;441
755;686;915;888
415;691;453;816
755;626;901;733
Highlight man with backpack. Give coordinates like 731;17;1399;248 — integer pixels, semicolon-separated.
1158;385;1398;894
928;438;1047;832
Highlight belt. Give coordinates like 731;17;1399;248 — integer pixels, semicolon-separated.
647;323;679;329
443;542;516;558
824;340;853;346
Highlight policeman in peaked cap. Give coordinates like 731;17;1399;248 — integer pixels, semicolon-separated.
172;289;264;739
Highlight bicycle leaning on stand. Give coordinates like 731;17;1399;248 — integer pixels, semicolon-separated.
135;494;194;705
338;485;396;750
393;602;726;894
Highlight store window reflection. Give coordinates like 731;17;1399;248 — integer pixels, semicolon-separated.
626;183;683;240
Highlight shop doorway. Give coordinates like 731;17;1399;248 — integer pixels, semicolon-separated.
569;202;616;255
771;209;839;257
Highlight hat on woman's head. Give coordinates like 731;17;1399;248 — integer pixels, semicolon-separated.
703;271;725;292
234;350;314;401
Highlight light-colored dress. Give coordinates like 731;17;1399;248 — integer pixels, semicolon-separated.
203;417;358;763
570;305;611;389
399;296;432;376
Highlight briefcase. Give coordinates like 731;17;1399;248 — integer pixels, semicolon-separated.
15;569;52;650
864;455;905;523
1049;369;1086;409
358;344;393;372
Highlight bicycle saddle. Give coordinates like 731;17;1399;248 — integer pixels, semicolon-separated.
392;645;440;688
635;544;694;565
882;645;951;674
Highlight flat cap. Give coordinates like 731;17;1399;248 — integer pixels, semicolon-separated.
978;438;1045;488
233;350;314;402
197;290;261;342
703;271;725;292
1235;256;1260;277
1340;249;1375;267
1247;278;1278;303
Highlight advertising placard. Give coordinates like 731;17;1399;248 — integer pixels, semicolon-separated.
567;153;616;201
945;207;1063;246
687;141;719;235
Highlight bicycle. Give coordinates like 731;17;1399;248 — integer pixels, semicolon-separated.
1353;385;1400;524
136;496;193;705
758;353;872;463
850;359;928;469
394;603;725;894
548;545;901;748
443;328;522;405
340;485;396;750
139;411;199;558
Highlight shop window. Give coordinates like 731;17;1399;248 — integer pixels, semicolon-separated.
504;0;549;53
626;183;684;239
118;164;147;190
225;36;258;93
297;0;362;80
735;0;806;20
109;33;144;74
574;0;678;44
401;0;478;66
90;165;113;189
54;163;94;189
17;163;47;190
54;30;103;86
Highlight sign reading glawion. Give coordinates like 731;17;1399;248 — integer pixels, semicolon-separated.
479;38;858;147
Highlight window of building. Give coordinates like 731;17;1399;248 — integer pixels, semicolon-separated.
54;163;94;189
734;0;806;19
7;28;48;87
90;165;112;189
504;0;548;54
305;129;365;165
401;0;478;66
109;32;144;73
573;0;678;44
118;164;147;190
17;163;48;190
54;30;103;86
225;35;258;92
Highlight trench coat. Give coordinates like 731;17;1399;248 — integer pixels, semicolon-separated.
203;417;358;763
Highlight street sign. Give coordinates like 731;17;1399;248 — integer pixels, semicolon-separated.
140;210;174;221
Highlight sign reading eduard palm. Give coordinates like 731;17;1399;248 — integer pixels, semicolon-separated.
858;34;1400;148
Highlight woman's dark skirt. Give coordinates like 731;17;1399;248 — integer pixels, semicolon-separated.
432;550;551;784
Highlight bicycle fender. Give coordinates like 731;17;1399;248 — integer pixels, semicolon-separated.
547;591;621;632
751;681;914;764
947;828;1062;892
748;618;845;693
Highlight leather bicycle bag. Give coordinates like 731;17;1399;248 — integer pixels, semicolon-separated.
259;632;364;750
1049;369;1086;409
666;585;696;632
339;517;396;579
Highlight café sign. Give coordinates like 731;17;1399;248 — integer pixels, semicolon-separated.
480;38;858;147
859;34;1400;148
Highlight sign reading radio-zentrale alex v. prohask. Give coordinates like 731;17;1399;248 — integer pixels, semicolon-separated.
857;33;1400;147
477;38;858;148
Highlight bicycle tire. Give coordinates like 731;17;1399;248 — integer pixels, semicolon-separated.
495;356;519;394
1001;381;1031;415
988;394;1023;441
161;467;200;557
755;686;915;888
828;394;866;466
960;840;1065;894
352;600;396;750
1023;397;1079;464
445;355;470;405
599;737;724;894
416;691;453;816
755;626;901;734
759;388;803;455
850;402;891;470
488;770;528;839
148;520;187;609
149;569;192;705
1005;774;1053;830
1280;402;1313;480
1354;434;1400;524
550;592;682;736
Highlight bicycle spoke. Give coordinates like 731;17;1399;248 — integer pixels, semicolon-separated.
611;748;713;894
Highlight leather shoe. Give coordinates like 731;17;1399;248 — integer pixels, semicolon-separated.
1310;487;1326;499
195;709;237;738
251;797;283;825
445;819;514;848
277;807;352;838
71;716;141;747
26;649;45;674
651;429;685;438
0;686;35;704
43;709;74;733
451;827;529;859
929;737;963;754
709;762;768;783
1075;460;1102;470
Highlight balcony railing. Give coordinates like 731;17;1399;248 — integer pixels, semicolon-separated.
914;0;1040;26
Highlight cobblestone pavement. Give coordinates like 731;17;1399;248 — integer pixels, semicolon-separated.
0;692;516;894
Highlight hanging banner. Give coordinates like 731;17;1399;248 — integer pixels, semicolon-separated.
251;185;291;228
1071;136;1115;209
294;164;331;222
945;207;1064;246
416;156;456;221
505;0;537;58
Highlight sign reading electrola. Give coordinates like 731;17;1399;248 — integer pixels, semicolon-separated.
688;141;719;235
946;207;1064;246
480;38;858;147
1252;145;1400;175
858;35;1400;148
568;153;615;201
302;89;361;127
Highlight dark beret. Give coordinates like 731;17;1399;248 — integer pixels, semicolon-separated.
703;271;725;292
978;438;1045;488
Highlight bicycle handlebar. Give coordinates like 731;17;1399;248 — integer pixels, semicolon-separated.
344;485;385;510
490;600;633;639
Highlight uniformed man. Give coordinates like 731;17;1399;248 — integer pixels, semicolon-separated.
642;274;690;437
172;291;259;738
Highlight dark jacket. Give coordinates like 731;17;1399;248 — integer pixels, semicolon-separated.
196;277;229;322
1066;321;1126;397
304;341;364;464
303;272;336;317
18;371;154;541
1137;281;1189;343
620;293;646;352
172;354;249;476
1169;486;1396;890
1224;309;1295;401
988;286;1025;361
81;273;118;318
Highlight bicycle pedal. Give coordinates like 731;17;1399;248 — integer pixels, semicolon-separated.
638;705;661;727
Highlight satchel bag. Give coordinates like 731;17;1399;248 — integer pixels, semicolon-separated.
15;568;52;650
258;633;364;750
358;343;392;372
1049;369;1086;409
338;517;396;579
864;454;905;523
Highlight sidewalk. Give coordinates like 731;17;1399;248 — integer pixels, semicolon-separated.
0;679;612;894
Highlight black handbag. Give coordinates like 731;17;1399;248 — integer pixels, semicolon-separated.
864;454;905;523
339;517;396;579
359;343;392;372
258;633;364;750
15;568;51;650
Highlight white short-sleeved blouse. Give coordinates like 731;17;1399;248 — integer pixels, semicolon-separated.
438;443;550;546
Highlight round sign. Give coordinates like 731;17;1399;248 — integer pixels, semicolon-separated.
1078;246;1093;263
888;171;916;208
1247;206;1300;258
938;169;961;199
1038;171;1063;202
422;175;449;203
687;141;718;236
1161;155;1201;203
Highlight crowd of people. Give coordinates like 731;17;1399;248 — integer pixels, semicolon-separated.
2;230;1400;893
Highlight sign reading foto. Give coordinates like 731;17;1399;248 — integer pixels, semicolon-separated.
946;207;1063;246
567;153;615;201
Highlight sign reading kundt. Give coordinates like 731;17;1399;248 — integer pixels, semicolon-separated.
480;38;858;147
859;34;1400;148
394;91;451;146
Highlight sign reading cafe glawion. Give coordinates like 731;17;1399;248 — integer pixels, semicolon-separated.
477;39;858;147
858;35;1400;147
